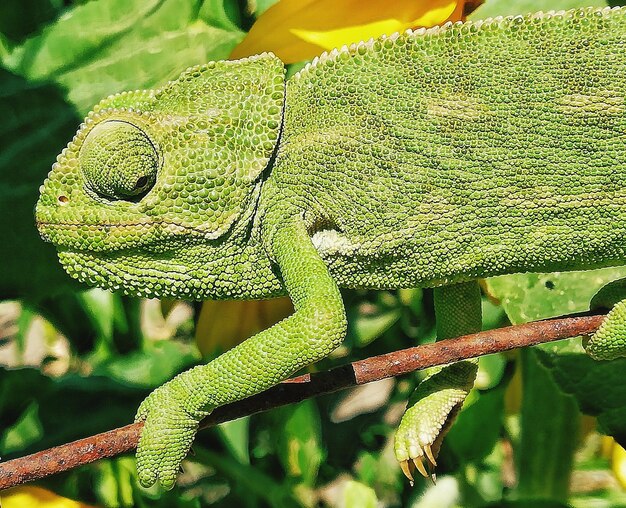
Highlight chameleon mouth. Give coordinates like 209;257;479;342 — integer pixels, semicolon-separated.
37;220;163;254
35;218;203;253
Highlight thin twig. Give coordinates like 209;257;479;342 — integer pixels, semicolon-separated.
0;313;605;490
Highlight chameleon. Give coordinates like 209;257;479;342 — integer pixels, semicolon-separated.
35;6;626;488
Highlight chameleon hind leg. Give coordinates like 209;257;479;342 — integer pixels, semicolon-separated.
585;279;626;360
394;281;482;482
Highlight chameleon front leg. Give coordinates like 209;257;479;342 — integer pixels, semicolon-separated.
394;281;482;482
135;218;347;489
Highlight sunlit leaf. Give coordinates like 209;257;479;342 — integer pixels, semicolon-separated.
342;480;378;508
486;267;626;326
0;401;43;454
231;0;464;63
2;486;96;508
217;417;250;464
351;306;401;347
92;339;199;388
272;400;323;485
3;0;244;116
93;457;136;508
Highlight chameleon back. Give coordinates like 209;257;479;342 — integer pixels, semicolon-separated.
269;7;626;289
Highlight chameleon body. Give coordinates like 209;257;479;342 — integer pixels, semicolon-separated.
36;7;626;488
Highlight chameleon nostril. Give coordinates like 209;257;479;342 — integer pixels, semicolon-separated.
58;195;69;205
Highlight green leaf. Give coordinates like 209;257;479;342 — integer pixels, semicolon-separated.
0;68;80;299
351;306;402;347
58;21;244;115
0;0;62;45
198;0;243;31
272;400;324;485
4;0;161;78
342;480;378;508
217;417;250;464
486;268;626;445
92;340;199;388
93;457;136;508
192;446;302;508
4;0;244;115
0;400;43;453
485;268;626;501
354;443;404;501
0;366;144;458
515;349;580;502
482;501;570;508
537;352;626;446
446;381;506;464
476;353;506;390
486;267;626;325
78;288;116;344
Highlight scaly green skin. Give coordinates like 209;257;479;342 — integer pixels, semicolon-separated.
36;7;626;489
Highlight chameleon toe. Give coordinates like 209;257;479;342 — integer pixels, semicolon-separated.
424;443;437;467
136;445;158;488
413;456;428;478
400;460;414;484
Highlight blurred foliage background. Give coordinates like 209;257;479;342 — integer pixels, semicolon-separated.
1;0;626;506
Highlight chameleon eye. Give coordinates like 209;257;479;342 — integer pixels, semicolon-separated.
79;120;158;201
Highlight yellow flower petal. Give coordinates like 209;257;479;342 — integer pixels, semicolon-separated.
2;486;96;508
612;440;626;489
195;298;293;357
231;0;464;64
290;19;408;51
291;2;458;51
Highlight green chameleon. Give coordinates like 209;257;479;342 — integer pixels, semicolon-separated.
36;6;626;488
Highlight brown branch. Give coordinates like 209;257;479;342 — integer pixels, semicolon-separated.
0;313;605;490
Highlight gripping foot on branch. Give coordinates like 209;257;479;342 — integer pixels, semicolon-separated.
394;360;478;484
395;281;482;484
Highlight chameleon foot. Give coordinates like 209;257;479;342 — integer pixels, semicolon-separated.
135;381;211;489
394;361;477;484
585;299;626;360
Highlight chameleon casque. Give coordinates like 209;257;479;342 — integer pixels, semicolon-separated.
36;6;626;488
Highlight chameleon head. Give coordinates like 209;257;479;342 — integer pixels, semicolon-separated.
35;53;285;298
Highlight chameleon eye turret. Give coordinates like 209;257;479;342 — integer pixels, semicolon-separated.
79;120;159;200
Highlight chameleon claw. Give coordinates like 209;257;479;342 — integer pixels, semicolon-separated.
413;456;429;478
424;443;437;467
400;460;414;485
